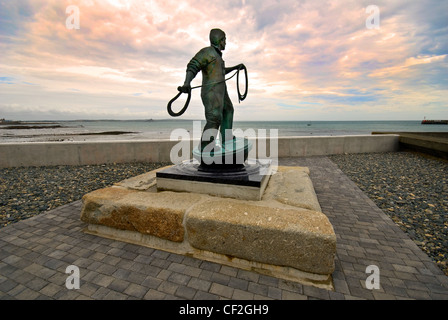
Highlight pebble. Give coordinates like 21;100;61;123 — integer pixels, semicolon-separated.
329;151;448;276
0;162;170;228
1;154;446;277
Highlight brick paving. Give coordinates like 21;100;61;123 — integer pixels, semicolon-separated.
1;156;447;300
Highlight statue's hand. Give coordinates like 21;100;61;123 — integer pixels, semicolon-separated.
178;84;191;93
238;63;246;70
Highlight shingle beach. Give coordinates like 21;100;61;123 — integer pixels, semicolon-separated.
1;151;446;276
0;162;171;228
329;151;447;276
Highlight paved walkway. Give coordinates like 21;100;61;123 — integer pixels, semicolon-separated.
1;157;447;300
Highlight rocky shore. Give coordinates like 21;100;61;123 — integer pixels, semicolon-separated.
329;151;448;276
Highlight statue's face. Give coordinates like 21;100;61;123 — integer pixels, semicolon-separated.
219;37;226;51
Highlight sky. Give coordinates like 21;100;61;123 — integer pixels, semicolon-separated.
0;0;447;121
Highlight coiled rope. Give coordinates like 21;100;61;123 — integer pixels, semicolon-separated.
167;64;248;117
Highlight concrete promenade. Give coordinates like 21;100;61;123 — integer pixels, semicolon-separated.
1;156;447;300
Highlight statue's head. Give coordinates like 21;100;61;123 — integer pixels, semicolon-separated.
210;28;226;51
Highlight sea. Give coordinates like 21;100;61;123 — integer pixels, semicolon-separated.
1;119;447;143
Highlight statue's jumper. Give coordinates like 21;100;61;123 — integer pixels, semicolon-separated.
167;64;247;117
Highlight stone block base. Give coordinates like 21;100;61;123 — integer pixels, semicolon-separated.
80;165;336;289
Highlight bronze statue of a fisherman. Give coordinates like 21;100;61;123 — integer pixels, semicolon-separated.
179;28;246;152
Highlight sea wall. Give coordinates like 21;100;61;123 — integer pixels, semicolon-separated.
0;134;400;168
373;132;448;160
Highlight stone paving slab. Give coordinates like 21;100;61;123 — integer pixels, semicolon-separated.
1;156;448;300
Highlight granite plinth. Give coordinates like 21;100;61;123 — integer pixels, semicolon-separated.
156;159;272;201
80;165;336;289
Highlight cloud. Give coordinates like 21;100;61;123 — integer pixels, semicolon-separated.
0;0;447;121
0;77;15;84
277;103;312;110
369;54;447;78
